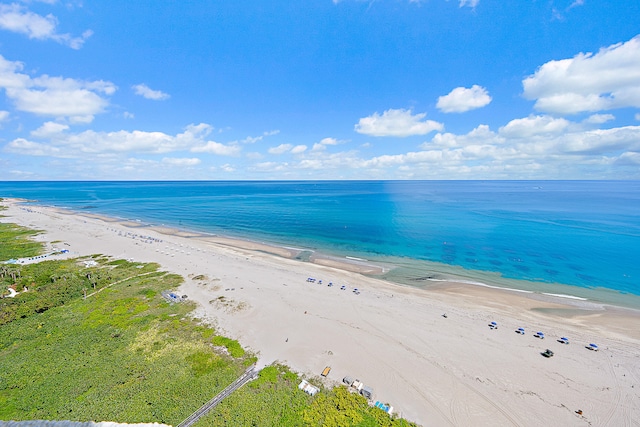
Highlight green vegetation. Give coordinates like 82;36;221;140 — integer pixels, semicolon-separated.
0;256;160;325
0;259;245;424
0;219;418;427
212;335;245;358
0;222;44;261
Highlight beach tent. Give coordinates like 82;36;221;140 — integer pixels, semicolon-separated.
516;328;525;334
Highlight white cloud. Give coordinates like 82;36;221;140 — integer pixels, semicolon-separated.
355;108;443;137
0;110;8;122
5;137;64;157
499;115;570;138
616;152;640;165
123;111;135;119
6;122;241;158
30;121;69;138
584;114;615;124
239;129;280;144
260;115;640;179
523;35;640;114
268;143;293;154
132;83;170;101
437;85;492;113
290;145;307;154
0;3;92;49
241;135;263;144
0;54;116;122
635;113;640;121
312;137;342;151
569;0;584;9
161;157;201;167
191;140;240;156
459;0;479;8
319;137;339;145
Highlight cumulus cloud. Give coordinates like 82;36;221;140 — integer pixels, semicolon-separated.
523;35;640;114
0;110;8;122
437;85;492;113
30;121;69;138
132;83;170;101
355;108;443;137
161;157;201;166
0;54;116;122
0;3;92;49
256;114;640;179
5;137;64;157
290;145;307;154
499;115;570;138
312;137;342;151
268;143;293;154
584;114;615;124
191;140;241;156
238;129;280;144
6;123;240;157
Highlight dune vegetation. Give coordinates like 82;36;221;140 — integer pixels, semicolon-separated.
0;220;416;427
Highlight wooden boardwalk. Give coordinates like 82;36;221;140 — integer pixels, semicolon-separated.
176;365;259;427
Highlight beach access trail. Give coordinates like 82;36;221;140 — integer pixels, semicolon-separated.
2;199;640;427
177;365;258;427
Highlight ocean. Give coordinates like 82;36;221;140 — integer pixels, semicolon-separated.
1;180;639;307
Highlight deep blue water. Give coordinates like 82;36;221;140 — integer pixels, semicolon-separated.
1;181;639;298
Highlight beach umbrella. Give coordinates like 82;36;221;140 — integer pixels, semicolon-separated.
589;343;598;349
518;328;525;332
490;321;497;325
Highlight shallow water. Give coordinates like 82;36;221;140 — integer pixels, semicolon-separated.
2;180;639;305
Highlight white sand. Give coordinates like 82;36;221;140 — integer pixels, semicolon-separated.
2;199;640;427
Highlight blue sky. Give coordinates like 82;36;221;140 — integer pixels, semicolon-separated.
1;0;639;180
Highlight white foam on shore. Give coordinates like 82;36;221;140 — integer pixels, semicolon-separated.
427;278;534;294
346;256;368;261
542;293;589;301
283;245;314;252
429;278;595;302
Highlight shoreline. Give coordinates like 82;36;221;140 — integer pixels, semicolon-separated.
8;197;640;311
2;197;640;426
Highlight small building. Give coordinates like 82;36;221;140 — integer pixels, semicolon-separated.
298;379;319;396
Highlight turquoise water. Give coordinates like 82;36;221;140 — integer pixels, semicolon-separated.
1;181;639;300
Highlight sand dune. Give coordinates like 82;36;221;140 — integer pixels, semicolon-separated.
2;199;639;426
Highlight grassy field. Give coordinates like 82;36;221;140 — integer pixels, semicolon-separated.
0;222;44;261
0;218;417;426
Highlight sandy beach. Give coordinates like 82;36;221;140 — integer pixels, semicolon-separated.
2;198;639;427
